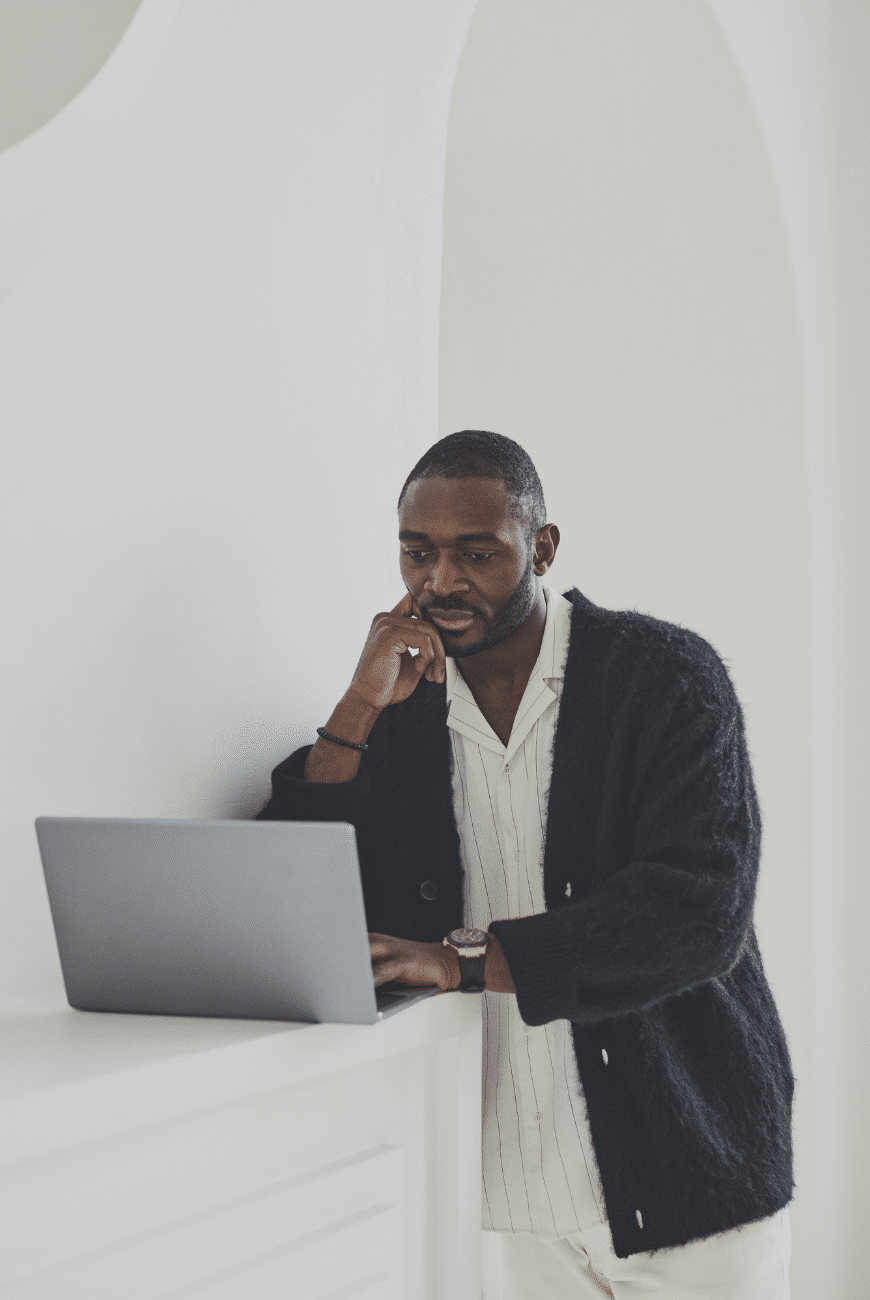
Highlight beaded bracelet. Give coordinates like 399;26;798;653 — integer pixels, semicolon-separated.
316;726;369;752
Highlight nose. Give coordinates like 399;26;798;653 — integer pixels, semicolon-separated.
424;554;469;599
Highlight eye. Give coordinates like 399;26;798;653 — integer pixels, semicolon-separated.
401;548;496;563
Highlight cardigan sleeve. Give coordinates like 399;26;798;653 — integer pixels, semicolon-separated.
489;656;761;1027
256;744;373;825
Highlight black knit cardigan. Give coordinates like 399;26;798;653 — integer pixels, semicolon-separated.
258;587;795;1258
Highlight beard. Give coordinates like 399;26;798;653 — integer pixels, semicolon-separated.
423;558;537;659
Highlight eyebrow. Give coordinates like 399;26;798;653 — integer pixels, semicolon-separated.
398;530;503;544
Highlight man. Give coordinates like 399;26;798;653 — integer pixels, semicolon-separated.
258;430;794;1298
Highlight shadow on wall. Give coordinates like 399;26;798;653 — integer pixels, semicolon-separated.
0;0;143;151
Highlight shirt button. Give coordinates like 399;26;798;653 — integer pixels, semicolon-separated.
419;880;440;901
601;1048;609;1065
535;1112;542;1122
504;764;509;774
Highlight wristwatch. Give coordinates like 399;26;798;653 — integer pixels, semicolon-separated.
443;927;489;993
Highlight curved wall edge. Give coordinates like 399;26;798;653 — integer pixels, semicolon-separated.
0;0;181;302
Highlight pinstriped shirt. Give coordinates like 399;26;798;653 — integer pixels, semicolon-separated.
445;584;607;1238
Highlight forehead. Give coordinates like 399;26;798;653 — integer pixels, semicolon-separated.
398;476;522;540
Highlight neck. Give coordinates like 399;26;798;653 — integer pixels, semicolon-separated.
456;583;548;696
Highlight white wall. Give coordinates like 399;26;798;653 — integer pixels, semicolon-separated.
0;0;477;1011
0;0;143;151
439;0;816;1291
443;3;870;1290
5;1;866;1290
708;3;870;1293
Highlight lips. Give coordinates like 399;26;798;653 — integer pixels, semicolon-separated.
427;611;476;632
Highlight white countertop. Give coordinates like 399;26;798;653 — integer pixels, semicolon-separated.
0;1004;295;1101
0;993;479;1170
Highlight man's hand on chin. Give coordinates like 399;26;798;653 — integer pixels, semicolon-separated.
368;933;461;991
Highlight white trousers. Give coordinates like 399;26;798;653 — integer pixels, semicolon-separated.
485;1208;791;1300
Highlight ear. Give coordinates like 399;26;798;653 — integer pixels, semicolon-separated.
533;523;560;575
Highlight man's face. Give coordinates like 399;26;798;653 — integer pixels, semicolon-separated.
398;475;539;659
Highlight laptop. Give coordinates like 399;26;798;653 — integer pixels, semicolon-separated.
34;817;439;1025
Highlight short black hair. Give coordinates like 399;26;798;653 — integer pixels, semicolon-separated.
397;430;547;542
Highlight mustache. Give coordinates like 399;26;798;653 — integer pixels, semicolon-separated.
423;600;475;615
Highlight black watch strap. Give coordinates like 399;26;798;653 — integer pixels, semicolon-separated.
458;953;486;993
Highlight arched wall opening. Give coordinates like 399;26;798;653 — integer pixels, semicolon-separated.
439;0;816;1290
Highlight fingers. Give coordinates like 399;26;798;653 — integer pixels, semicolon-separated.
381;593;447;686
389;635;425;678
372;958;440;989
368;933;397;960
430;630;447;685
368;934;446;990
416;633;435;675
372;960;402;988
420;626;445;684
390;621;443;681
407;594;446;684
408;596;447;683
369;933;404;987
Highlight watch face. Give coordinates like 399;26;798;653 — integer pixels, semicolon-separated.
448;927;488;948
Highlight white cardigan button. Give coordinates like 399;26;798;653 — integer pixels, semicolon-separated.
601;1048;608;1065
636;1209;644;1229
